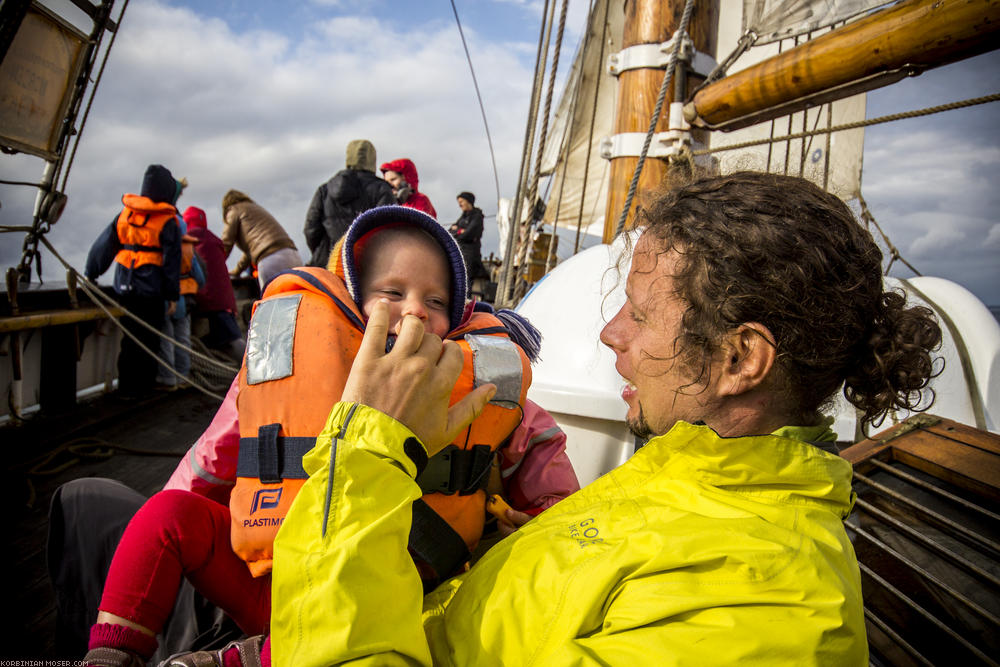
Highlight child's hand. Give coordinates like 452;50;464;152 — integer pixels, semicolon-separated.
488;494;533;537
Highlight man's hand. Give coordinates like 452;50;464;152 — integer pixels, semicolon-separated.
342;300;495;455
167;301;177;316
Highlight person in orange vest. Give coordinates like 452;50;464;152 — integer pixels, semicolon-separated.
81;207;578;667
155;214;205;390
85;164;183;400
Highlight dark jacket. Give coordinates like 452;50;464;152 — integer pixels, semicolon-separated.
85;165;182;300
304;170;395;267
451;207;488;280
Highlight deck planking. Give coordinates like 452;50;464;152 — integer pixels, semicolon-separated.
6;388;224;660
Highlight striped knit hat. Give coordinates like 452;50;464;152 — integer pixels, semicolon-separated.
336;205;468;332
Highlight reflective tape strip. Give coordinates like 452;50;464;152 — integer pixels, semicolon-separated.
467;334;522;407
501;426;562;479
187;444;234;487
246;294;301;385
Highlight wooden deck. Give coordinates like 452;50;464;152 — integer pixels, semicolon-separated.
6;388;224;660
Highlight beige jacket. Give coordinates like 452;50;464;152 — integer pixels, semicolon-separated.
221;200;297;272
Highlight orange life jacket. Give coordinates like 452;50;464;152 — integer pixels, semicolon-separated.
113;194;178;270
179;236;199;296
229;267;529;580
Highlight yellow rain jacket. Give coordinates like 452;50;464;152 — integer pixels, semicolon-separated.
272;403;867;666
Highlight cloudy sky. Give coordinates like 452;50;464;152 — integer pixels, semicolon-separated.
1;0;998;307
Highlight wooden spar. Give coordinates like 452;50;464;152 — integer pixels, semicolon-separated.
685;0;1000;131
0;305;122;333
602;0;716;242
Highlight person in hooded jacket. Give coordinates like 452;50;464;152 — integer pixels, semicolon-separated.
304;139;396;268
220;190;301;290
380;157;437;218
450;191;490;281
183;206;246;361
85;164;182;399
155;215;205;390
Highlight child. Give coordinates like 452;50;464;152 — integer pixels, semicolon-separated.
83;206;579;667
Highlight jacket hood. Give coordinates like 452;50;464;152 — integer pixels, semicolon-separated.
345;139;376;172
222;189;252;215
183;206;208;231
379;158;419;190
140;164;177;204
330;205;466;332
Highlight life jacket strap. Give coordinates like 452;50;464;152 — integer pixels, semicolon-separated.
416;444;493;496
409;497;471;586
236;424;314;482
122;243;162;253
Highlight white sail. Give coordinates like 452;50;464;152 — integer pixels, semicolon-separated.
538;0;623;237
743;0;894;45
714;2;866;200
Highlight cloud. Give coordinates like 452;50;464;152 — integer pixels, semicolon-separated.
986;224;1000;248
1;0;542;284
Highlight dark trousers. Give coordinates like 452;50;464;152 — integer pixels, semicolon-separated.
47;478;240;661
118;294;165;396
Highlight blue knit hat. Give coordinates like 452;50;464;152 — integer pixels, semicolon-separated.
340;205;468;332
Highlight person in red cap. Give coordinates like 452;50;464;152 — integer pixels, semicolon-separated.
182;206;246;361
379;157;437;218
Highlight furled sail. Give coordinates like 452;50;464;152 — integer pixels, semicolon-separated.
538;0;623;238
743;0;894;44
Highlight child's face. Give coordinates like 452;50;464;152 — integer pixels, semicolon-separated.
359;234;451;338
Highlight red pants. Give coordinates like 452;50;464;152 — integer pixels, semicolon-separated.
97;489;271;635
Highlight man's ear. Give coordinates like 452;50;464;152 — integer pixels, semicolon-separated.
717;322;777;397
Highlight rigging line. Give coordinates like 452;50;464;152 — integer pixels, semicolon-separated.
614;0;697;237
499;0;553;306
575;0;610;255
0;180;43;188
34;233;238;375
856;190;922;277
75;278;227;401
695;92;1000;156
510;0;570;303
60;0;131;194
449;0;501;207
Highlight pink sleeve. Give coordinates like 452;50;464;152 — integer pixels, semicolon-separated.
163;376;240;505
500;399;581;515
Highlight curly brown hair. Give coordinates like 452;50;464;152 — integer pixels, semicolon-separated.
633;171;941;428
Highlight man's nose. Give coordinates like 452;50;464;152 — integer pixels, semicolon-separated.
600;309;625;350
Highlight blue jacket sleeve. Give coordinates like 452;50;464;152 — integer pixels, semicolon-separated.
85;218;121;280
160;217;182;301
191;249;206;288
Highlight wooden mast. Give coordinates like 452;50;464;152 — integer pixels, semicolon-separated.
601;0;715;242
685;0;1000;131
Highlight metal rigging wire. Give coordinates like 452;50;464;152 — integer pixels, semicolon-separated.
449;0;501;207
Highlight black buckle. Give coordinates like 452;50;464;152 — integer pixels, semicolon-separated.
416;444;493;496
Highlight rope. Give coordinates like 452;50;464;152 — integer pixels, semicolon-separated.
32;234;236;401
498;0;553;306
694;93;1000;156
449;0;501;207
614;0;697;237
60;0;130;193
509;0;570;304
574;0;610;255
19;436;185;508
856;191;922;277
